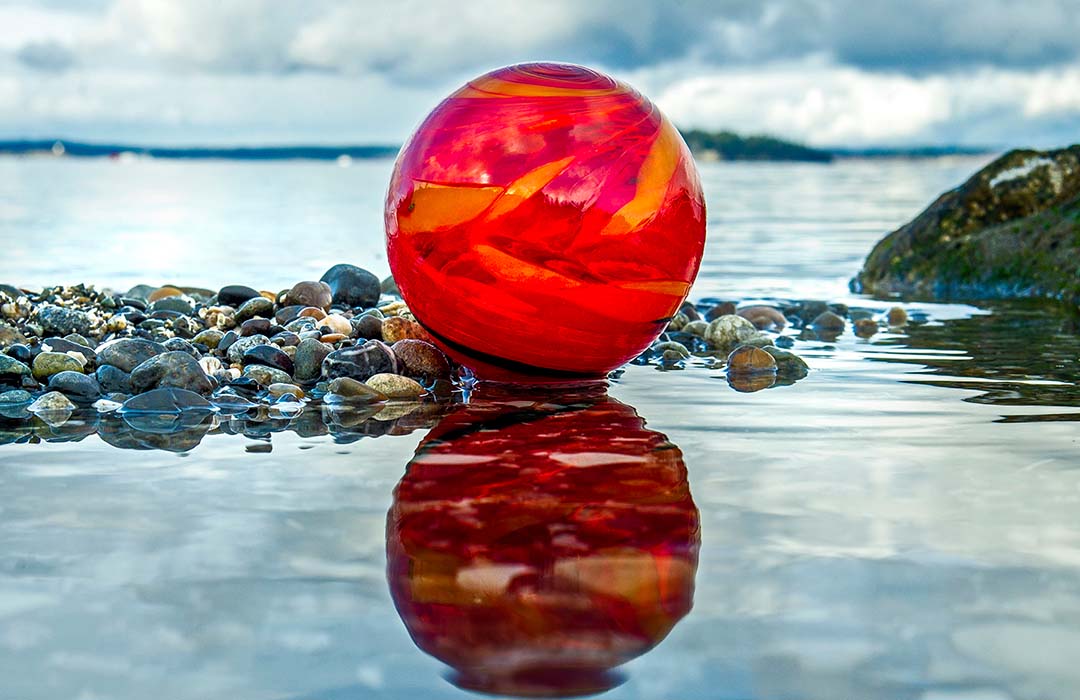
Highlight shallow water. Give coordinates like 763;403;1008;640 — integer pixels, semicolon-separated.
4;155;1080;700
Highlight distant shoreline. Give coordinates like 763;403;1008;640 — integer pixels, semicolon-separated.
0;137;992;163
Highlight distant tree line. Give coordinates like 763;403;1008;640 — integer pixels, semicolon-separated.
678;129;834;163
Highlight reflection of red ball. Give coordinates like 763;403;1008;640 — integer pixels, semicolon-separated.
387;388;699;697
385;62;706;379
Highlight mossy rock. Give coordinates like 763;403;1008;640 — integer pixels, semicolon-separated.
853;145;1080;302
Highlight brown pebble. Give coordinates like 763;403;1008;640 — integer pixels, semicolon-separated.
298;306;327;321
705;301;738;321
382;316;431;344
393;339;451;380
726;345;778;375
737;305;787;330
365;372;425;399
320;333;348;344
327;376;387;402
267;383;304;400
887;306;908;326
259;290;277;302
810;310;846;331
148;286;183;302
854;318;879;337
321;314;352;335
285;281;333;311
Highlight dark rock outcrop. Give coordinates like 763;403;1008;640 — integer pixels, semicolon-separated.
853;146;1080;301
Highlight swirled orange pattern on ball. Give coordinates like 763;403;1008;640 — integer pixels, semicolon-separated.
386;62;706;378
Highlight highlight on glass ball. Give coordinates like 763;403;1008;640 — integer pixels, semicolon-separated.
385;62;706;380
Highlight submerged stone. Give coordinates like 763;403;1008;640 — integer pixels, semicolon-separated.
119;387;215;414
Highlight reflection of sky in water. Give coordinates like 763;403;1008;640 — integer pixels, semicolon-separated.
2;155;1080;699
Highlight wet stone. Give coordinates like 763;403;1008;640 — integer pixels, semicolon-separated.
242;344;294;375
285;281;333;311
705;301;738;321
322;340;397;382
380;275;400;297
811;310;846;331
37;304;92;336
326;376;388;402
321;264;381;309
148;296;194;316
243;364;295;387
270;331;301;347
682;320;709;338
705;315;764;353
293;338;333;382
274;305;306;325
96;364;132;394
727;345;778;375
382;317;430;344
130;351;213;395
267;383;304;400
96;338;167;373
192;329;224;349
0;354;31;380
364;373;425;399
350;314;383;341
218;330;240;353
679;300;701;321
235;296;274;324
4;344;32;365
392;339;451;381
217;285;261;307
119;387;214;414
29;391;76;413
887;306;909;326
762;346;810;379
0;389;31;404
240;317;272;337
147;286;183;302
226;334;271;364
48;370;102;402
738;305;788;330
319;314;353;336
163;337;199;357
32;352;84;380
854;318;879;337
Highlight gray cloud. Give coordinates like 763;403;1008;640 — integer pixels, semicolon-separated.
15;40;75;72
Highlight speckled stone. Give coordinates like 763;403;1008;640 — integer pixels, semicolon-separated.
364;373;425;399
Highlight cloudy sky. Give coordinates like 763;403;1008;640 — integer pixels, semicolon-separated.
1;0;1079;148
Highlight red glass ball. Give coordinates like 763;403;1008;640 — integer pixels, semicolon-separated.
385;62;706;379
387;387;700;696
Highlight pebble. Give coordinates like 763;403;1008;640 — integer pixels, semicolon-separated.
285;281;333;310
351;314;383;340
705;301;737;321
48;371;102;401
705;315;764;353
226;334;271;364
381;316;431;344
192;329;224;349
217;285;261;307
811;310;846;331
682;320;709;338
4;343;32;364
28;391;76;413
320;333;348;344
38;304;92;336
666;312;690;332
242;344;295;375
0;354;31;379
0;389;32;404
293;338;334;382
243;364;295;387
199;356;223;375
762;346;810;378
380;275;400;296
726;345;778;375
738;305;787;330
147;286;183;302
854;318;879;337
320;264;381;309
325;376;388;402
234;296;274;323
392;339;452;381
678;300;701;321
163;337;199;357
270;331;301;347
40;338;93;362
96;338;167;373
267;383;305;400
96;364;133;394
32;351;84;380
148;296;194;316
130;351;214;394
887;306;908;326
365;373;425;399
119;387;214;414
240;318;273;337
322;340;398;381
320;314;353;336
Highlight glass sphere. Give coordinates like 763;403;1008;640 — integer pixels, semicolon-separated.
385;62;706;379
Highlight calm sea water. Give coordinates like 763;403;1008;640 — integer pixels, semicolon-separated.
4;155;1080;700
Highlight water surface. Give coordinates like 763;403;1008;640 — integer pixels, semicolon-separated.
3;155;1080;700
